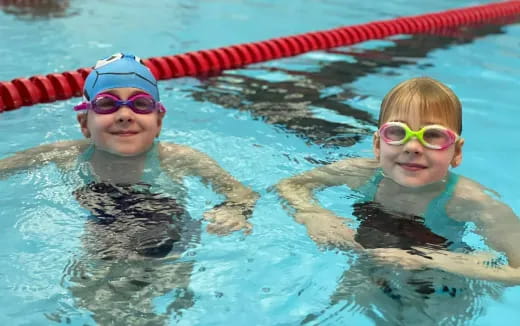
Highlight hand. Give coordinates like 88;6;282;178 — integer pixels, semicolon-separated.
203;202;253;235
298;211;360;250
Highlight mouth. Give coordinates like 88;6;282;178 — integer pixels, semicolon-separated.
397;162;427;171
111;130;139;137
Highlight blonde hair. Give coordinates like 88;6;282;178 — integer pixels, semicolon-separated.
378;77;462;134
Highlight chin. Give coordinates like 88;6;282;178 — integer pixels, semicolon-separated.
393;175;447;189
103;146;148;157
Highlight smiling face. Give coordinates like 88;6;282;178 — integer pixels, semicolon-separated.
77;87;164;156
373;78;464;188
373;114;463;188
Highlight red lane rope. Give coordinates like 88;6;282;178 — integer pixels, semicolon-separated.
1;0;519;112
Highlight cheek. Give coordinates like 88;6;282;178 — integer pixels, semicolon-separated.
379;143;400;160
428;149;455;170
145;115;163;131
87;116;111;136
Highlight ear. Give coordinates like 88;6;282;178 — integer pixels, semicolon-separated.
373;131;381;161
77;113;91;138
450;138;464;168
155;111;165;138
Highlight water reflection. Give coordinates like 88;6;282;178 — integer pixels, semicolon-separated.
0;0;73;19
191;22;513;149
304;254;504;325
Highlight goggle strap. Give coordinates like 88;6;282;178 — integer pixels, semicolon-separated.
74;102;89;112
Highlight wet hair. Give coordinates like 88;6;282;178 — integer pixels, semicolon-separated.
378;77;462;134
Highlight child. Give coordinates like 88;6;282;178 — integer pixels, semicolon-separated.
277;77;520;323
0;53;258;324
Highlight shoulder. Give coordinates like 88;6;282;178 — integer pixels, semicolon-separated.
329;157;379;171
158;142;213;167
14;139;89;158
284;157;378;189
49;139;90;152
452;175;491;201
158;142;204;157
448;175;509;222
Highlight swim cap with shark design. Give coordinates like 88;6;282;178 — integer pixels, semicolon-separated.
83;53;159;101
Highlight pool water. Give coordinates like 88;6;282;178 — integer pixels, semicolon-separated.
0;0;519;325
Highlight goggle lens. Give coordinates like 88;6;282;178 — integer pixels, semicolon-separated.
423;128;452;147
381;124;406;142
92;96;119;113
132;96;156;111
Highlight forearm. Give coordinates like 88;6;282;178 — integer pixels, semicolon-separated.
421;249;520;285
277;178;324;215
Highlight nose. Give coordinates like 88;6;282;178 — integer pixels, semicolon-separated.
114;105;134;123
402;137;424;154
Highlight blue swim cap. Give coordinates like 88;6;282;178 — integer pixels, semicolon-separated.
83;53;159;101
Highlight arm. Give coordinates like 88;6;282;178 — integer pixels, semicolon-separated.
159;143;259;234
0;140;88;178
373;177;520;285
370;247;520;285
449;177;520;267
276;157;377;249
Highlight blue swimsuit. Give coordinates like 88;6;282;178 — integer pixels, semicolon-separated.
354;169;468;251
352;169;471;299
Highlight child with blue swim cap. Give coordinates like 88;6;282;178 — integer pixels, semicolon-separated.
1;52;258;234
0;52;258;324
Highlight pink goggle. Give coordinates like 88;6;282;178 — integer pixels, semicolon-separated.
379;122;459;150
74;92;166;115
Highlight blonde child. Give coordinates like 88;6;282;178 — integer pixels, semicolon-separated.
277;77;520;324
0;53;258;324
277;77;520;283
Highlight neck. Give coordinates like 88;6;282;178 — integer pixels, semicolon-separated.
375;173;450;215
383;173;450;194
89;147;150;184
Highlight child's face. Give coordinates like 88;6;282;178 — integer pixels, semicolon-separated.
373;112;463;188
78;87;164;156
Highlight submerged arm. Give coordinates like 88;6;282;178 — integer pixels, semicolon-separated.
160;143;259;234
276;158;376;249
0;140;88;179
370;246;520;285
375;177;520;285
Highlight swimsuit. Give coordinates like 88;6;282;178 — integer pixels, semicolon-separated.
354;169;468;251
352;169;470;299
74;142;200;259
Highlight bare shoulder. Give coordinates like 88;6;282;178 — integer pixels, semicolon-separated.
452;175;499;202
449;175;511;223
51;139;90;150
5;140;89;159
158;142;214;172
158;142;203;159
329;157;379;172
282;157;378;190
323;157;378;185
46;139;91;154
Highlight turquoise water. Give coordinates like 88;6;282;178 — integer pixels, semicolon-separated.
0;0;519;325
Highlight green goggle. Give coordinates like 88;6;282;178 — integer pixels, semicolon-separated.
378;122;459;150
